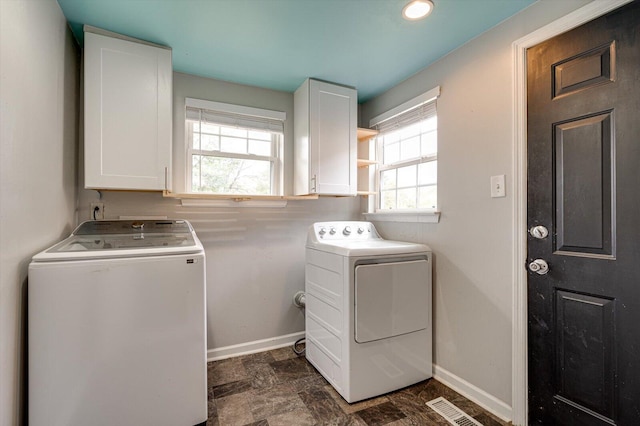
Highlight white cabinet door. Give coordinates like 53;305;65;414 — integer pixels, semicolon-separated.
84;30;172;191
294;79;357;196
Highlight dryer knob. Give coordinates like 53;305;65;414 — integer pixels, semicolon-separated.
318;227;326;236
329;227;337;235
343;226;352;235
357;227;364;234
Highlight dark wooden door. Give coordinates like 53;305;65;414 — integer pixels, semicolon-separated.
527;2;640;425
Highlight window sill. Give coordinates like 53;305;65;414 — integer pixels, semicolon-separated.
363;211;441;223
163;191;318;208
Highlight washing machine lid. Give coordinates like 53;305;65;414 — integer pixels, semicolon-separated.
31;220;203;262
306;221;430;256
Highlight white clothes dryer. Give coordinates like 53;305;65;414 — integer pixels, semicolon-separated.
28;220;207;426
305;221;432;403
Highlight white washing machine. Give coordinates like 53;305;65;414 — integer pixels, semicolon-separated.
305;221;432;403
28;220;207;426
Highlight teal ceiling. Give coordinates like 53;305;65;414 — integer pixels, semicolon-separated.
56;0;536;102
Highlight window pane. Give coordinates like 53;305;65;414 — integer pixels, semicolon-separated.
380;169;396;190
248;139;271;156
220;126;246;138
418;185;437;209
376;110;437;212
201;123;219;134
248;130;271;141
383;142;400;165
190;120;200;133
397;188;417;209
418;161;437;185
220;136;247;154
192;133;200;150
201;134;220;151
193;157;271;195
421;130;437;156
397;164;417;188
421;116;437;133
399;122;420;140
380;190;396;210
400;136;420;161
192;155;201;188
383;131;400;145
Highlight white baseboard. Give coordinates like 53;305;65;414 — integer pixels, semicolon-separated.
433;364;512;422
207;331;305;362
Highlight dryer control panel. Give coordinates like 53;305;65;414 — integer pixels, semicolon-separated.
310;221;379;241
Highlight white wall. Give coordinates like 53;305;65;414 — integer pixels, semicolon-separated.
78;73;361;353
360;0;591;410
0;0;80;424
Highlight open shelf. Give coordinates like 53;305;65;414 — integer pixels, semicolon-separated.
163;191;319;202
357;159;378;168
357;127;378;142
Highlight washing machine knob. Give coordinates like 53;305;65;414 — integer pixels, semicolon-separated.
329;227;336;235
318;227;326;236
357;227;364;234
343;226;352;236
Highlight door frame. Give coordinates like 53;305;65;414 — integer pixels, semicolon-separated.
510;1;633;424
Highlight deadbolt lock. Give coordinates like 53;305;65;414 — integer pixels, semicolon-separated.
529;225;549;239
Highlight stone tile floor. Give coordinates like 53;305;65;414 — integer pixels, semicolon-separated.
206;347;510;426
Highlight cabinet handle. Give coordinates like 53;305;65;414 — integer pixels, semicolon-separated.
311;175;317;193
164;167;168;191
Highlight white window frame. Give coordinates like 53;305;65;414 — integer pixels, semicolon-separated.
367;87;440;220
185;98;286;196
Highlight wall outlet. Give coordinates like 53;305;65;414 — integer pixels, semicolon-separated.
90;202;105;220
490;175;506;198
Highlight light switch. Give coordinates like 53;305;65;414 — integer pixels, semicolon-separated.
491;175;506;198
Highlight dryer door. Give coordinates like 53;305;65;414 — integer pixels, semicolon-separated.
354;259;430;343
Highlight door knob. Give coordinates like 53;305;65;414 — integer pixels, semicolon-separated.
529;225;549;239
529;259;549;275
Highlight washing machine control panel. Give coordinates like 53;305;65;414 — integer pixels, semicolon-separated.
312;221;379;241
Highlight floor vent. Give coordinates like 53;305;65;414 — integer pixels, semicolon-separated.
426;397;484;426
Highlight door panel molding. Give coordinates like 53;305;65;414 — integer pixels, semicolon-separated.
553;111;615;258
554;290;615;419
552;41;616;99
511;1;633;425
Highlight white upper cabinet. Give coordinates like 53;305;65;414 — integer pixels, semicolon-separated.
294;79;357;196
84;28;172;191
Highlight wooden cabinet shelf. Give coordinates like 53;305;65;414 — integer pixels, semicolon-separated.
356;128;378;196
357;159;378;168
357;127;378;142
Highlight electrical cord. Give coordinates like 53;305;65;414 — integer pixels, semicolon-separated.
292;337;306;356
93;206;100;220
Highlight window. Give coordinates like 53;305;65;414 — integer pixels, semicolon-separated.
185;98;285;195
373;96;438;211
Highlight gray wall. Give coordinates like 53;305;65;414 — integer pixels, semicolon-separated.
360;0;591;406
78;73;361;352
0;0;80;424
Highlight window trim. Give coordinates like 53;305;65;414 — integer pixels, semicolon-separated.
184;98;285;196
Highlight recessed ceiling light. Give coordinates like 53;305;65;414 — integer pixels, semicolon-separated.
402;0;434;21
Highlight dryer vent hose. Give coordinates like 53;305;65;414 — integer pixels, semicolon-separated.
293;291;306;308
